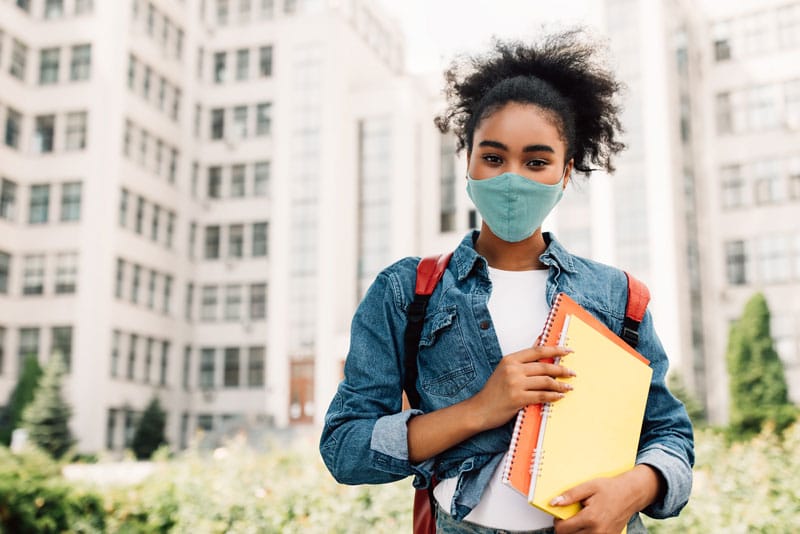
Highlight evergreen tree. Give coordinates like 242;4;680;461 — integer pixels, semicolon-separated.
21;352;74;458
0;356;43;446
726;293;796;439
131;396;167;459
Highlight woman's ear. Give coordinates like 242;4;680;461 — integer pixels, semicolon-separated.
563;158;574;189
465;151;472;178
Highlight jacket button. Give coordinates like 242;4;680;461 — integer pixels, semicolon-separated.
480;321;490;330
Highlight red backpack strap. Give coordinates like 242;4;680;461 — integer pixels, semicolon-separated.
622;272;650;349
403;253;453;409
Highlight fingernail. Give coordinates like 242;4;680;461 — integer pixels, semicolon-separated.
550;495;565;506
564;384;573;391
568;369;577;377
558;346;574;353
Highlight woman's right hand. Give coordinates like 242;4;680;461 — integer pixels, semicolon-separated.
468;344;576;431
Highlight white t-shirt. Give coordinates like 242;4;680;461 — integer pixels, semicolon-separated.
434;266;554;530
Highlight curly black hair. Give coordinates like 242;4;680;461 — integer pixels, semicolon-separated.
434;28;625;174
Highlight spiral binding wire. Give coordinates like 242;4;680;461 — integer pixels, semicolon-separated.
503;294;564;483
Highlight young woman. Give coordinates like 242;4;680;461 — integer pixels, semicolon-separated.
320;29;694;534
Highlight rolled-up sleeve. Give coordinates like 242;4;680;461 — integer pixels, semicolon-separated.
320;265;434;487
634;309;695;519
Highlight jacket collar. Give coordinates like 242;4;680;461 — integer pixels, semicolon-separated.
452;230;576;281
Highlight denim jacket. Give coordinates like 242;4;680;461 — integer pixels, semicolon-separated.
320;231;695;525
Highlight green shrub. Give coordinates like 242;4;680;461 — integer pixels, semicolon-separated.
0;446;105;533
131;397;167;460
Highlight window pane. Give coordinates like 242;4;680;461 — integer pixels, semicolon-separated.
225;284;241;320
247;346;265;387
34;115;55;153
231;164;246;197
259;45;272;77
204;225;220;259
252;222;268;256
256;103;271;135
254;161;269;196
1;179;18;220
201;285;217;321
29;184;50;224
236;49;249;81
224;347;239;387
65;111;88;151
39;48;60;84
60;182;82;221
55;252;78;294
70;44;91;81
228;224;244;258
22;255;45;295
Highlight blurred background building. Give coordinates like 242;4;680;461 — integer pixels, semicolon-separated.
0;0;798;453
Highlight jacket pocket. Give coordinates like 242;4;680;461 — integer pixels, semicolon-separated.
417;307;476;398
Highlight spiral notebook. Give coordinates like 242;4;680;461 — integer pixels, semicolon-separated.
501;292;586;496
527;312;652;524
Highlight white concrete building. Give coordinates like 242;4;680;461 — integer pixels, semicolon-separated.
0;0;439;452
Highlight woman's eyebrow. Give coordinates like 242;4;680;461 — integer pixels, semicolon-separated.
523;144;555;153
478;140;508;151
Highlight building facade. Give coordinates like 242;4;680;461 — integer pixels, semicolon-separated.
0;0;438;452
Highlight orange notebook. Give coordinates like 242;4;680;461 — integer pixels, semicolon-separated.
501;292;650;496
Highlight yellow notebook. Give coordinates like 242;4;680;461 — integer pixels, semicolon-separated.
528;313;653;523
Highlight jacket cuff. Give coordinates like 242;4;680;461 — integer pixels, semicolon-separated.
370;409;435;488
636;444;693;519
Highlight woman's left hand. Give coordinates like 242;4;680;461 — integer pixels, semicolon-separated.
550;464;663;534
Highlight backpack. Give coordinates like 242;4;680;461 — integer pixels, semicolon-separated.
403;253;651;534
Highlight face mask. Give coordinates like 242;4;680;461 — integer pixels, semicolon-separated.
466;170;565;243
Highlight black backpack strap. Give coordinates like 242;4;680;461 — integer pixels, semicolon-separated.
403;253;453;409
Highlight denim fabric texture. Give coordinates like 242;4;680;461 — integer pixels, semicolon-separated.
320;231;695;525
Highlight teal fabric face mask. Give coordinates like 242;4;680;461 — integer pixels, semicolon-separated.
466;172;565;243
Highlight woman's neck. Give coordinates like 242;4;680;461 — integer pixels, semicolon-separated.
474;223;549;271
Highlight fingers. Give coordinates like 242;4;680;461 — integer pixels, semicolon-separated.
549;479;597;508
513;344;574;362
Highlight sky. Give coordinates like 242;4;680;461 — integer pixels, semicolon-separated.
375;0;601;75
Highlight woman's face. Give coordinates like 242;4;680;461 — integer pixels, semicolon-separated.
467;102;573;186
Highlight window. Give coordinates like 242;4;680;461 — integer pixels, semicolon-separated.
256;103;271;135
135;196;145;234
239;0;251;22
216;0;229;25
65;112;88;150
158;77;166;110
224;284;241;320
166;212;175;248
39;48;60;84
51;326;72;371
15;0;31;12
231;164;246;197
259;46;272;77
168;148;178;183
259;0;274;19
224;347;240;387
188;221;197;258
716;92;732;135
252;222;267;257
75;0;93;15
254;161;269;196
228;224;244;258
214;52;226;83
160;341;169;385
115;259;125;298
207;166;222;198
725;240;747;285
759;235;791;283
139;129;148;165
146;3;155;35
34;115;55;153
185;283;194;321
44;0;63;18
0;251;10;294
1;179;17;220
712;21;731;61
127;54;137;89
199;348;215;387
753;161;782;205
29;184;50;224
142;66;151;99
5;109;22;149
127;333;137;380
211;108;225;139
721;165;744;209
143;338;154;383
172;89;181;121
150;205;160;242
131;264;141;303
236;48;249;80
0;327;5;375
55;252;77;294
182;346;192;390
106;408;117;449
201;285;218;321
111;330;120;377
197;413;213;431
204;225;220;259
70;44;91;81
248;346;264;386
123;120;133;156
146;269;157;309
175;29;184;59
249;283;266;319
163;275;172;314
22;255;45;295
60;182;82;221
10;39;27;81
18;328;40;377
119;189;129;227
233;105;248;139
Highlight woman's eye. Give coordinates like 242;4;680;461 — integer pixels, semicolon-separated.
527;159;547;167
482;154;502;164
